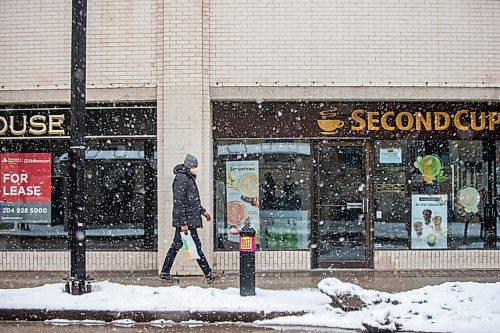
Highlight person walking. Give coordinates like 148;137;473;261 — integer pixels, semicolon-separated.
159;154;223;283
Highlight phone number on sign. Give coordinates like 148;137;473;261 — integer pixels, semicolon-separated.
2;207;48;214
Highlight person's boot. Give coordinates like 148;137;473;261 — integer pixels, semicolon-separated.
158;273;179;283
206;271;225;284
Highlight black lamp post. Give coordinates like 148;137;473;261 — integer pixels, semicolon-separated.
66;0;89;295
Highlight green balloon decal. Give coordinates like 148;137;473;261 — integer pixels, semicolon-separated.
414;155;447;184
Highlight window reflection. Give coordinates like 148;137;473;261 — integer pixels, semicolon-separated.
317;144;367;262
373;141;409;249
0;139;157;250
215;141;311;251
374;140;498;250
449;141;487;248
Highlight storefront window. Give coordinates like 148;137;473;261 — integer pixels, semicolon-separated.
448;141;486;249
74;139;157;250
410;140;451;249
373;140;409;249
0;105;157;251
374;139;498;250
410;140;495;249
214;140;311;251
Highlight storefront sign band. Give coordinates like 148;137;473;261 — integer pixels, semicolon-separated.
213;102;500;140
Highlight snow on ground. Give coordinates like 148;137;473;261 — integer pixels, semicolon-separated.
0;281;328;313
258;278;500;333
1;279;499;333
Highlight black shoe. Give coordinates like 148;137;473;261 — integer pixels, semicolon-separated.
206;271;225;284
158;274;179;283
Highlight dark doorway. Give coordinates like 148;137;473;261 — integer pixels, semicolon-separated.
313;141;372;268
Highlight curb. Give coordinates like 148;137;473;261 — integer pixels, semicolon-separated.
0;308;305;323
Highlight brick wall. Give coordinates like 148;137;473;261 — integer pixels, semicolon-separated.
0;251;157;271
0;0;156;91
214;250;500;272
210;0;500;88
214;251;312;272
374;250;500;270
156;0;213;276
3;0;499;92
2;249;499;271
1;0;499;274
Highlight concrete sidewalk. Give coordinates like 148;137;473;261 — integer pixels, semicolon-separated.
1;269;499;324
1;269;499;292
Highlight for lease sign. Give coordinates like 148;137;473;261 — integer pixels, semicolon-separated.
0;153;52;224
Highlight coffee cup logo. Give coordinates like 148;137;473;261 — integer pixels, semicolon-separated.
317;108;345;135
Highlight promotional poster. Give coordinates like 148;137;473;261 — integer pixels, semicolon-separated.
0;153;52;224
411;194;448;249
225;161;260;244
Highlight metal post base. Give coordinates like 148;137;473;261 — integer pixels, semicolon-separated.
63;275;93;295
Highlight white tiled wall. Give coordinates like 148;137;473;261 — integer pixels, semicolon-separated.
2;0;498;92
156;0;213;276
0;0;157;91
2;249;499;271
0;251;157;271
0;0;499;274
374;250;500;270
214;251;312;272
209;0;500;88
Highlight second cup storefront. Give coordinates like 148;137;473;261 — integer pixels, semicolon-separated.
212;101;499;269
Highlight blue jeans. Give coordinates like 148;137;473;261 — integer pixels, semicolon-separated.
160;227;212;277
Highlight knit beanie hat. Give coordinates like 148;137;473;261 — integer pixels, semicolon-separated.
184;154;198;169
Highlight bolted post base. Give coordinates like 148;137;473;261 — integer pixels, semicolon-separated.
63;275;93;295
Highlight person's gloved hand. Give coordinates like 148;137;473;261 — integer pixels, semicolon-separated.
181;224;189;234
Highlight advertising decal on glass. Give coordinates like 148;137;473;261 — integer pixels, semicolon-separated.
457;187;481;214
411;194;447;249
414;155;447;184
225;161;260;243
0;153;52;224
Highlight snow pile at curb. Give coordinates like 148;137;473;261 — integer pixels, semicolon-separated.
0;281;329;313
1;279;500;332
319;277;392;306
258;278;500;332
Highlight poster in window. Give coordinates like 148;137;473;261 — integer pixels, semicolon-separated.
0;153;52;224
411;194;447;249
379;148;402;164
225;161;260;244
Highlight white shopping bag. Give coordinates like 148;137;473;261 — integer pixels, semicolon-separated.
181;231;201;261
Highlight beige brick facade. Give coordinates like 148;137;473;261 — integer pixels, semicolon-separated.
156;0;213;276
0;0;499;274
0;0;156;91
209;0;500;88
0;251;157;271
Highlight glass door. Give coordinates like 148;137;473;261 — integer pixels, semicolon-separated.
314;141;371;267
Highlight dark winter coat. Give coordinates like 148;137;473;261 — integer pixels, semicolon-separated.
172;164;206;228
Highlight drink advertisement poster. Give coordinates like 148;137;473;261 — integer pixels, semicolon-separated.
0;153;52;224
411;194;447;249
225;161;260;244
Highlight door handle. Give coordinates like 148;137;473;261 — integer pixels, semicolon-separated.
363;198;368;214
451;164;455;202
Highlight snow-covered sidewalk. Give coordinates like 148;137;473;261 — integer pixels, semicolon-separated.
0;279;499;332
